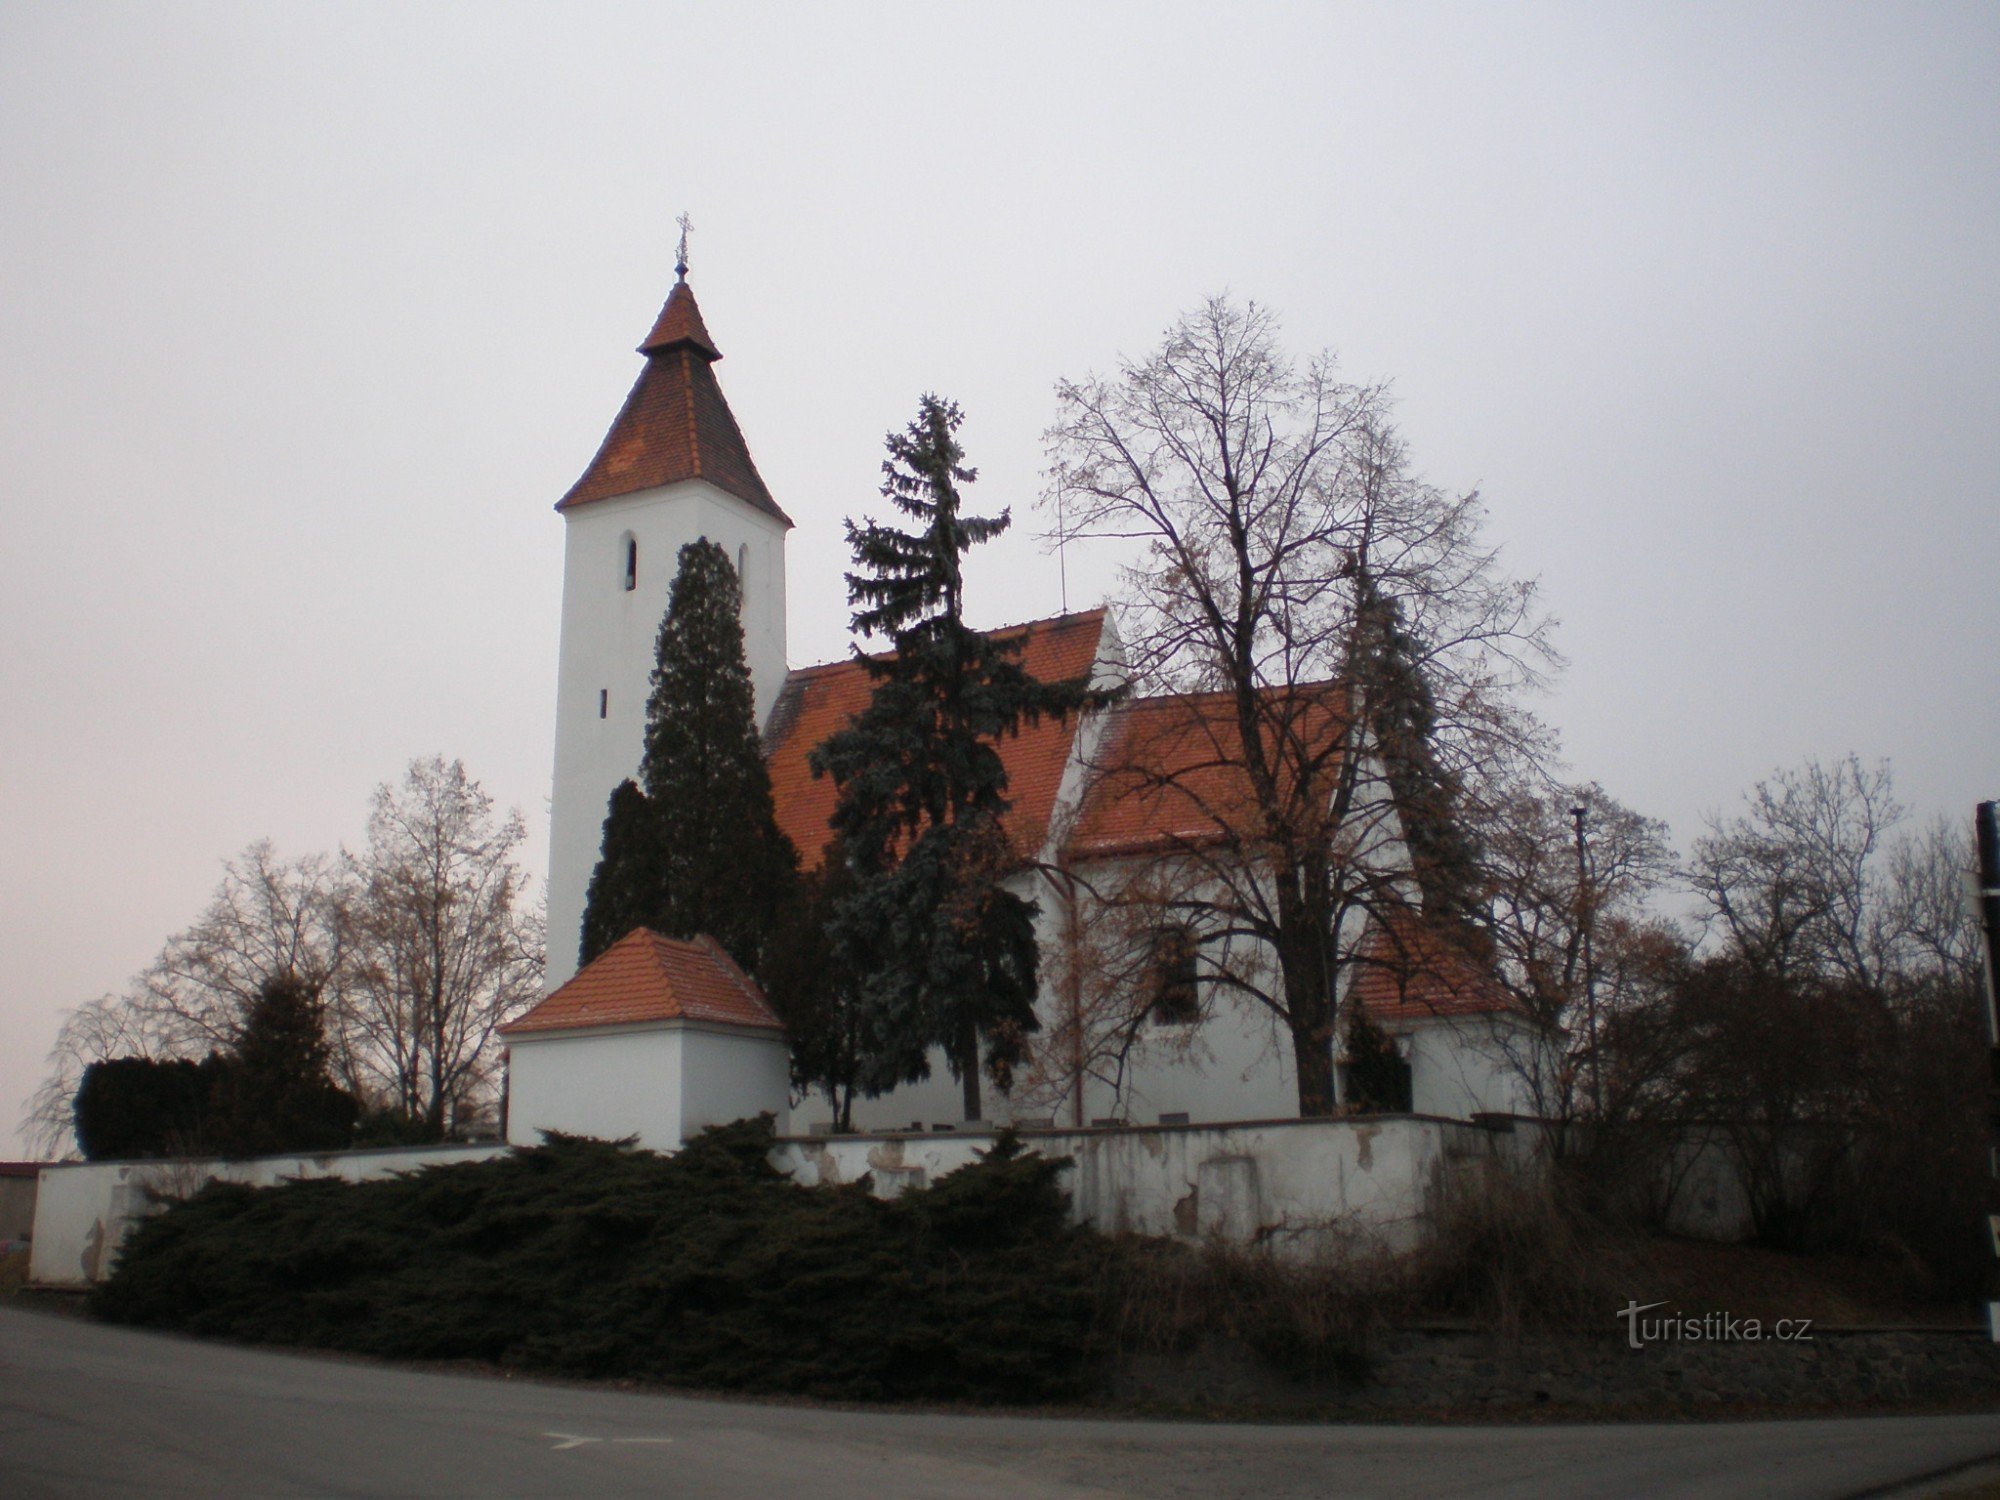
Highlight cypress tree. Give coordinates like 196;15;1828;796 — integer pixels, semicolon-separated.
577;539;795;974
578;779;662;967
759;840;866;1130
813;396;1091;1120
205;975;357;1156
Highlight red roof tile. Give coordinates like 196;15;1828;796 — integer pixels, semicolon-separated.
1067;684;1351;860
763;610;1110;873
501;929;782;1035
1351;910;1515;1023
558;279;791;525
639;278;720;358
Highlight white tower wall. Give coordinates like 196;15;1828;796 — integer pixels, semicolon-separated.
545;479;788;990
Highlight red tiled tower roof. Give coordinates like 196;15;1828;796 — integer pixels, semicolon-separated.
557;278;791;526
762;609;1110;873
501;929;783;1036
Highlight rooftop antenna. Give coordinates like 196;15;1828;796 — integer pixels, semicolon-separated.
1056;488;1070;614
675;211;694;281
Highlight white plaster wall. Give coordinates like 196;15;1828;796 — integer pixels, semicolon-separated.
772;1114;1502;1260
1398;1017;1541;1120
1007;855;1316;1129
506;1025;684;1150
29;1144;504;1288
545;481;788;990
1088;992;1302;1125
678;1026;792;1138
791;1048;969;1134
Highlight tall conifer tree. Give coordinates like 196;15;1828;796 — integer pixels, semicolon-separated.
206;975;358;1156
1350;571;1485;927
577;779;660;967
814;396;1091;1119
578;540;795;972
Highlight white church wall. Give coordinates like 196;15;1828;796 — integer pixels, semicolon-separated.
678;1025;792;1138
1084;992;1302;1125
505;1024;685;1150
1009;856;1349;1128
545;480;788;991
1398;1017;1539;1120
790;1048;970;1135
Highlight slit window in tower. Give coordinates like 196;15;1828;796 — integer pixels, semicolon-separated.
623;536;638;591
598;689;608;720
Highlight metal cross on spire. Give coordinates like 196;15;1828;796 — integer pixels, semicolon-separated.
675;212;694;281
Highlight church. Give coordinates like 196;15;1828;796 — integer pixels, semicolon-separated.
501;266;1538;1151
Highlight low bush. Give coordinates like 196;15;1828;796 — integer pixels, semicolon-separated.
92;1120;1104;1404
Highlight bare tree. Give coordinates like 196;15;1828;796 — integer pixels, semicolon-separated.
1043;296;1558;1114
338;757;543;1136
1676;757;1988;1268
1478;778;1677;1128
1014;850;1227;1126
20;842;346;1156
1687;754;1905;988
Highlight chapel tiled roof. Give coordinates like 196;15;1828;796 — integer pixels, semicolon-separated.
1066;684;1351;860
1351;909;1516;1024
500;928;783;1036
557;278;791;525
762;609;1109;873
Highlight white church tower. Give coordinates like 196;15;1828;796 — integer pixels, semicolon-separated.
544;261;792;991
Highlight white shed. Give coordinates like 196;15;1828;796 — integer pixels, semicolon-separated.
500;928;789;1151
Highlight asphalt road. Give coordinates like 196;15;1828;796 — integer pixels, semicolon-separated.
3;1306;1999;1499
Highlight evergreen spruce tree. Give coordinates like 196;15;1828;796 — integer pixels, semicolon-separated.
813;396;1093;1120
579;539;795;973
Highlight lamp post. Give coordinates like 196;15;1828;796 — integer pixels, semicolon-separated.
1974;802;2000;1341
1571;803;1602;1121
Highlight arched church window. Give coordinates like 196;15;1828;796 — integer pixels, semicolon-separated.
622;535;638;591
737;543;751;615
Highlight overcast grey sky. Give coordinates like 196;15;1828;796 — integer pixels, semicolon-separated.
4;2;1996;1149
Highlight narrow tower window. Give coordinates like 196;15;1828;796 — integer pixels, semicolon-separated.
598;689;608;720
623;536;638;591
737;543;750;615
